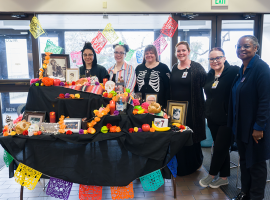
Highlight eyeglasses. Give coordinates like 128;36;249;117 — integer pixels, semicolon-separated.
235;44;252;50
114;51;125;55
83;54;94;57
209;56;224;63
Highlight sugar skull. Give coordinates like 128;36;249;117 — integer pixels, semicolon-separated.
105;81;115;93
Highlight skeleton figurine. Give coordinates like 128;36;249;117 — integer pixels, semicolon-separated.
105;81;115;93
5;115;14;133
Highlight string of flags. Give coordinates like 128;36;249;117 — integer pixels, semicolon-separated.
29;15;178;64
3;149;178;200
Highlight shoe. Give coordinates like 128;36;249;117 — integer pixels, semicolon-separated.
231;192;249;200
199;174;214;187
209;177;228;188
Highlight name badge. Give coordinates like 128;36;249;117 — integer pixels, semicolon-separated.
182;72;188;78
212;81;219;89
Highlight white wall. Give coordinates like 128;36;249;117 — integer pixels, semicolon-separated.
0;0;270;13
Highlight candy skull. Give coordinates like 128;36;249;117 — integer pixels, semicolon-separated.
105;81;115;93
90;76;99;85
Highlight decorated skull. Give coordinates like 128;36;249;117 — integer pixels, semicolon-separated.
90;76;99;85
105;81;115;93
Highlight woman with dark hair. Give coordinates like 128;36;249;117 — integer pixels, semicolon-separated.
79;42;109;82
228;35;270;200
170;41;206;176
108;43;136;93
135;45;170;109
199;47;239;188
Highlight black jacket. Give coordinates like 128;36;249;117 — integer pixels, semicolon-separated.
204;61;239;125
79;64;109;82
227;55;270;168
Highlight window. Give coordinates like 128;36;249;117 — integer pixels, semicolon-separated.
262;14;270;65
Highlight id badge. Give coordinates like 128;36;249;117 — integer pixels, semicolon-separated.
212;81;219;89
182;72;188;78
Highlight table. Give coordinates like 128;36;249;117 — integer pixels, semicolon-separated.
0;85;193;198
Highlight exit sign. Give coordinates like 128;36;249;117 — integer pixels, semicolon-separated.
212;0;228;6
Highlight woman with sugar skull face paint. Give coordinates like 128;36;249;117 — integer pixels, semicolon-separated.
79;42;109;82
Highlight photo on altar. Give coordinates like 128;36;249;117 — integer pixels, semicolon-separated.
23;111;46;127
145;93;158;105
64;118;81;133
167;100;188;125
42;54;70;82
66;68;79;83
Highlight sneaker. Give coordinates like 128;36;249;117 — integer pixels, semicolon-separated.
199;174;214;187
209;177;229;188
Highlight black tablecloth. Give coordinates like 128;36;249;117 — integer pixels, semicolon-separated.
0;85;193;186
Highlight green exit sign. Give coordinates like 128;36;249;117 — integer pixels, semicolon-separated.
212;0;228;6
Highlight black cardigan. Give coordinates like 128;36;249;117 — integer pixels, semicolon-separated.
171;61;207;143
204;61;239;125
79;64;109;82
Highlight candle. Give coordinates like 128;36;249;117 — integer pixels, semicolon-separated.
110;100;115;115
50;112;56;123
103;78;108;86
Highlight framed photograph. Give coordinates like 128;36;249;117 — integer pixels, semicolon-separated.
64;118;81;133
166;101;189;125
115;82;125;94
23;111;46;127
66;68;79;83
42;54;70;82
145;93;158;105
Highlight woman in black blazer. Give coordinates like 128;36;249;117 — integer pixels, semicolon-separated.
228;35;270;200
199;48;239;188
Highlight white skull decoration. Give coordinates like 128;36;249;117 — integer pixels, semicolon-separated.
105;81;115;93
90;76;99;85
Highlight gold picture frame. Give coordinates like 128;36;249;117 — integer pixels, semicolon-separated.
166;100;188;125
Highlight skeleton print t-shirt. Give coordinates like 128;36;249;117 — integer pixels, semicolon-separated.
135;62;171;108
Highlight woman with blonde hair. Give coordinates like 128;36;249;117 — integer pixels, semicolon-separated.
170;41;207;176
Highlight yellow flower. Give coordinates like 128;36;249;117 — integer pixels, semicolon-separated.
10;131;17;136
75;93;80;98
84;130;88;134
134;127;138;132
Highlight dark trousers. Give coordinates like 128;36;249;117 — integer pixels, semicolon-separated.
207;119;231;177
237;140;267;200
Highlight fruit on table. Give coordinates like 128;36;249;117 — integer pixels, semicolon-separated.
152;121;171;132
142;124;150;132
134;106;142;111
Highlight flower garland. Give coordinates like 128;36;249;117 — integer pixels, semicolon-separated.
39;52;52;80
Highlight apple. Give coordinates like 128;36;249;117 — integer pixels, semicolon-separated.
142;124;150;132
53;79;61;86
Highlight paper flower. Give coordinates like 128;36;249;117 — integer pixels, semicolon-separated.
116;127;121;132
134;127;138;132
84;130;88;134
106;123;112;129
10;131;16;136
70;94;75;99
95;82;99;85
141;102;149;110
72;81;76;85
59;93;65;98
30;78;39;85
75;94;80;98
138;128;142;132
85;82;90;86
128;128;134;133
65;93;70;98
110;126;117;133
22;130;28;136
79;129;84;134
101;126;109;133
42;77;54;86
133;99;140;106
113;110;119;116
66;130;72;135
13;114;23;124
60;82;65;86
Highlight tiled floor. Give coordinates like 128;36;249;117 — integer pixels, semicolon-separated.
0;166;229;200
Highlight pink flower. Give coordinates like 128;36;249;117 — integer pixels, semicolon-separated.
133;99;140;106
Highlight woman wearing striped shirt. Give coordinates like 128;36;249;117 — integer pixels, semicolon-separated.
108;44;136;93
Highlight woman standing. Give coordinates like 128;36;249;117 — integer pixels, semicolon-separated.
135;45;170;109
199;48;239;188
228;35;270;200
79;42;109;82
108;44;136;93
170;41;206;176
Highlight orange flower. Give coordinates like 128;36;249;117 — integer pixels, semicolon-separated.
40;68;44;72
42;64;47;69
116;127;121;132
45;52;52;56
42;77;54;86
93;110;99;116
108;93;113;98
94;117;101;122
97;112;103;118
110;126;117;133
45;55;50;60
133;110;138;115
44;60;49;64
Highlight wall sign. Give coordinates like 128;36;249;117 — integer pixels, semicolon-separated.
212;0;228;6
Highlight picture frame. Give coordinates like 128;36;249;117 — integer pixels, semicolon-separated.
66;68;79;83
115;82;125;94
23;111;46;127
166;100;189;125
64;118;81;133
42;54;70;82
145;93;158;105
